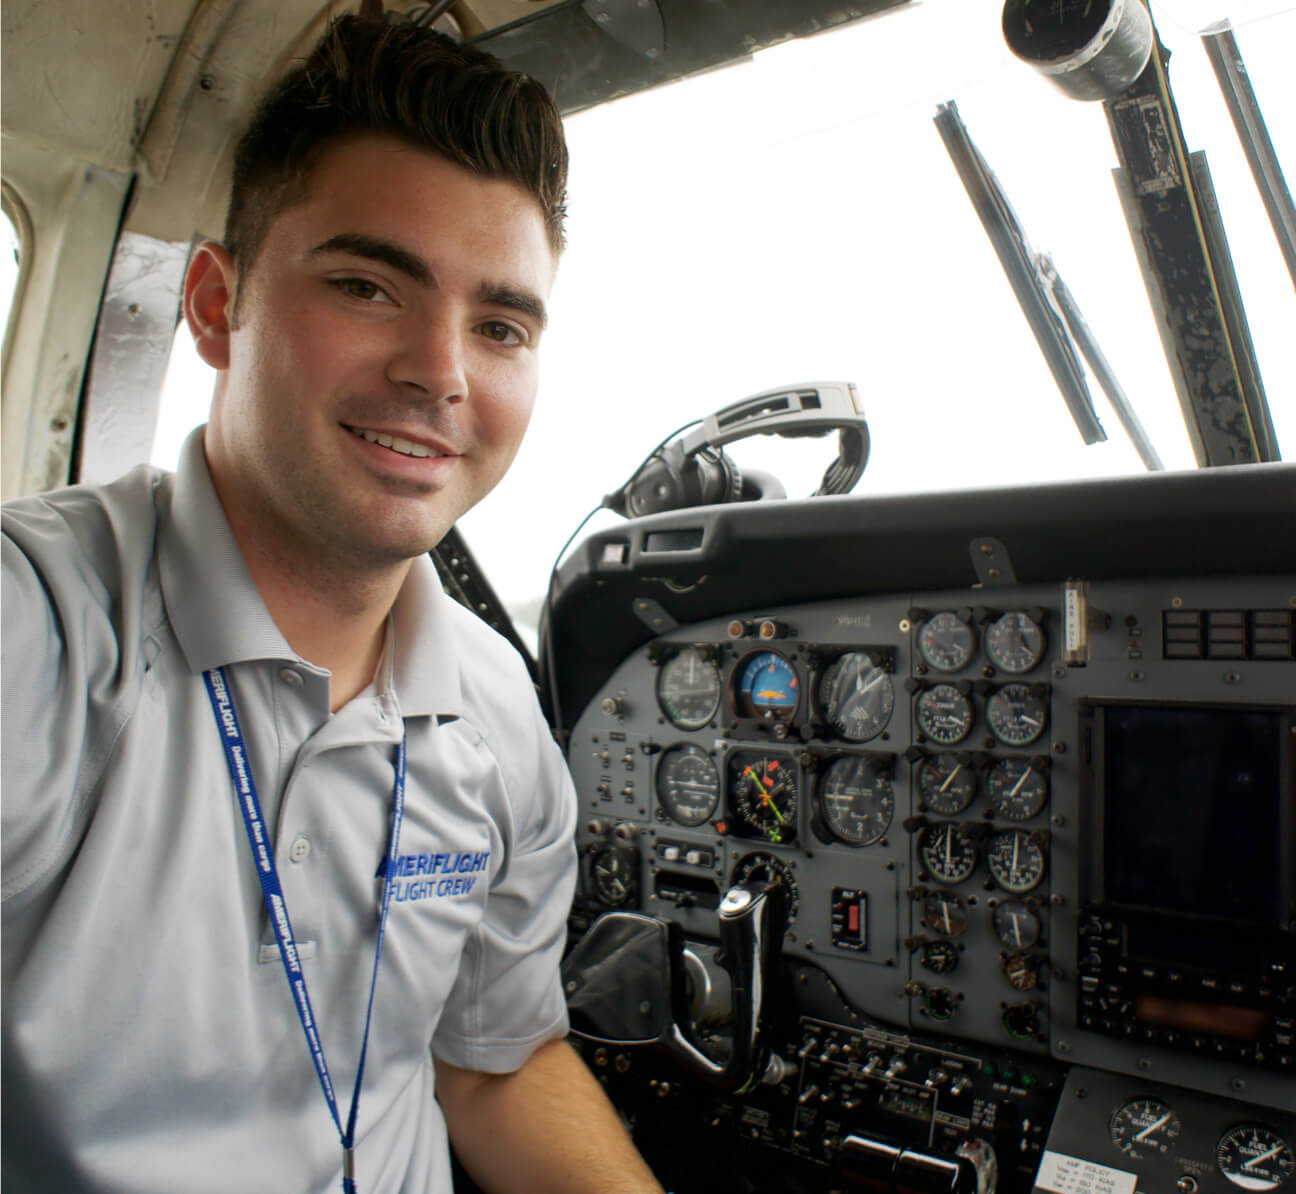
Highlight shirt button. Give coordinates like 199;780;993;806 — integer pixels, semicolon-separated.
289;836;311;863
279;667;303;687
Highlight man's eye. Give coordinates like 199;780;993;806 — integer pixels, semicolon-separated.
331;277;391;303
478;321;524;345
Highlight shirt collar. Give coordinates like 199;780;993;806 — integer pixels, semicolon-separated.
158;427;297;674
158;425;464;719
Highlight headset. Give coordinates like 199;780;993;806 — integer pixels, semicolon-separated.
603;381;871;517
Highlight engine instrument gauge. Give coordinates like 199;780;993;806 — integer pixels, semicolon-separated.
920;822;978;885
992;899;1041;949
733;650;799;725
921;940;960;975
588;845;637;907
1217;1125;1295;1191
728;750;798;844
656;744;721;827
915;685;975;746
986;829;1047;894
986;758;1049;821
916;753;976;815
917;612;976;672
656;645;721;730
986;684;1048;747
1110;1098;1182;1160
921;889;969;938
985;611;1046;674
731;851;799;922
818;755;894;845
818;652;895;742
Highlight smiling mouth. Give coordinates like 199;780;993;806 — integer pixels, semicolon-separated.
346;425;445;459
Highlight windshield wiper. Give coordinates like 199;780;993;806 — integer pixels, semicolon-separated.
934;100;1164;470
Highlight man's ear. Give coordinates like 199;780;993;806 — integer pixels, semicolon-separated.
183;242;238;371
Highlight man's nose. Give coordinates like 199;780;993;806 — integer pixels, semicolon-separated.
388;315;468;404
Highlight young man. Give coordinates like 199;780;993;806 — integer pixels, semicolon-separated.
2;13;663;1194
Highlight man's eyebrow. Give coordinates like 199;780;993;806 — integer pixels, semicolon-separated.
309;233;431;286
480;283;548;331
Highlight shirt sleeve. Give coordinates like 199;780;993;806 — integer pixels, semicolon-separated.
430;678;578;1074
1;494;150;905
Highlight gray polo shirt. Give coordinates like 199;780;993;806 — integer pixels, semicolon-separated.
2;430;577;1193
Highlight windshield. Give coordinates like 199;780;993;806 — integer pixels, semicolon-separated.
153;0;1295;645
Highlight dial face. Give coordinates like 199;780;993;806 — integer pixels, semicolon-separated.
916;753;976;815
728;751;798;844
920;822;978;885
915;684;975;746
986;758;1050;821
986;829;1047;894
657;645;722;730
985;611;1046;674
656;744;721;827
986;683;1049;747
1002;952;1041;991
731;851;799;922
819;652;895;742
917;612;976;672
589;845;635;906
992;899;1041;949
1218;1125;1295;1191
733;650;799;724
921;940;960;975
818;755;894;845
921;889;969;938
1110;1098;1182;1160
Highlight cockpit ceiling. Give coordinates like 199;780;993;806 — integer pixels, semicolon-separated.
1;0;908;242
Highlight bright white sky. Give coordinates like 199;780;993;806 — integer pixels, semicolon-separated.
7;0;1291;640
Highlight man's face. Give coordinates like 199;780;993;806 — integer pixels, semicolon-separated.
202;133;555;572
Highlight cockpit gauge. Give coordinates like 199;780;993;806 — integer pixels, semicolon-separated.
986;757;1049;821
1002;952;1041;991
916;753;976;815
731;851;799;922
728;750;798;844
986;829;1047;894
588;845;637;907
818;652;895;742
917;612;976;672
920;822;978;885
986;683;1048;747
1217;1125;1295;1191
920;940;960;975
920;889;969;938
656;744;721;827
984;611;1046;674
1110;1098;1182;1160
915;684;975;746
733;650;799;725
656;645;722;730
992;899;1041;950
818;755;894;845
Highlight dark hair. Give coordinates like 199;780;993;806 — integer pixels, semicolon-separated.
223;14;568;276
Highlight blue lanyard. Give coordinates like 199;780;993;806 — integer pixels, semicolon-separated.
204;666;406;1194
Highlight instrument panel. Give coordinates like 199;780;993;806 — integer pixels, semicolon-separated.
551;465;1296;1194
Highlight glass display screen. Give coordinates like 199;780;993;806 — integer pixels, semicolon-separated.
1100;705;1285;925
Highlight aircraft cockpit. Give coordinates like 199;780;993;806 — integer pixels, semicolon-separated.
2;2;1293;1193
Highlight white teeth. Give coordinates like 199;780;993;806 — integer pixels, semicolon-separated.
352;426;438;459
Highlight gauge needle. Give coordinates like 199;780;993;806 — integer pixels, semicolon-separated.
1011;833;1020;875
943;902;953;935
1011;912;1023;946
1010;768;1030;797
1244;1146;1284;1169
1135;1113;1172;1141
944;831;953;871
939;765;962;793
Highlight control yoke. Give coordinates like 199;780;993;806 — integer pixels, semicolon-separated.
562;882;788;1092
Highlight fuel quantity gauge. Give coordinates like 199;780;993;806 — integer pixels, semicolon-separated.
1218;1125;1295;1191
1110;1098;1182;1160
